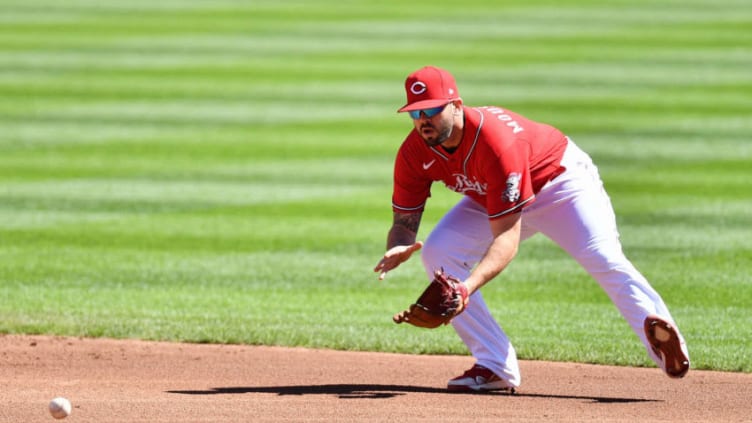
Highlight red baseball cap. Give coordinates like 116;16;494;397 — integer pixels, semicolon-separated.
398;66;461;112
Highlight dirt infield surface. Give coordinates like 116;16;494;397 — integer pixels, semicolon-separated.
1;335;749;422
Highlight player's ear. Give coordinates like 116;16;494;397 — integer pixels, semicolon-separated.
452;99;463;115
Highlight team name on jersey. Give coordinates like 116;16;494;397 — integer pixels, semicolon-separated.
482;107;524;134
447;173;487;195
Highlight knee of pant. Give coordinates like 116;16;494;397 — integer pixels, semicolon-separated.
577;246;627;275
420;236;444;271
421;235;473;279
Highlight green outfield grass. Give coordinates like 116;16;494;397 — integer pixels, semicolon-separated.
1;0;750;372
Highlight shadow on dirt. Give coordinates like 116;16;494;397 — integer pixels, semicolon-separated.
167;384;659;403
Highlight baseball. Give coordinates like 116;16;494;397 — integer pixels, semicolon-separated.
49;397;72;419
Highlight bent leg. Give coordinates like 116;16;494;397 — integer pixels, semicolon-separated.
421;197;521;387
523;141;688;369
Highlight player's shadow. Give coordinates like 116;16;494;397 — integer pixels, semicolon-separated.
167;384;658;403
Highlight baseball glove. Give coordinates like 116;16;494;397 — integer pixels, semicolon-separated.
393;269;470;328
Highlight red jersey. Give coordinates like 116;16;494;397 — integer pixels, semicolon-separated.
392;106;568;219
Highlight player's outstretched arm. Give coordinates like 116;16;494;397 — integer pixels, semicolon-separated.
374;212;423;280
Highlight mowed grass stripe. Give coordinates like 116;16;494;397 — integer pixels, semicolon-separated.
0;0;750;371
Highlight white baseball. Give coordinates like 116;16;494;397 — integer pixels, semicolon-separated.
49;397;72;419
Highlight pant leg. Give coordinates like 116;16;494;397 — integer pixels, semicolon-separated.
421;197;522;387
522;140;687;366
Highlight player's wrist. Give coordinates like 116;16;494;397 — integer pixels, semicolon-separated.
462;277;478;296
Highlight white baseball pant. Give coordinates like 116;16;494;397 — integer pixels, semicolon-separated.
420;139;686;387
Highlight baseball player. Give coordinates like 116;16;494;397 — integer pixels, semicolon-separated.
374;66;690;392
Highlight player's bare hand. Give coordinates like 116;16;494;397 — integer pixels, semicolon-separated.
374;241;423;280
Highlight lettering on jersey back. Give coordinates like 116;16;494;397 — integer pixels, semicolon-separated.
483;107;525;134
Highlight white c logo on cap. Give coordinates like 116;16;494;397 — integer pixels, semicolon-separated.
410;81;427;95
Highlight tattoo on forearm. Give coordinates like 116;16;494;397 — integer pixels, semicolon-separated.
386;212;423;249
394;212;421;234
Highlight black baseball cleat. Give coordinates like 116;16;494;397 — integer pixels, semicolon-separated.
644;315;690;378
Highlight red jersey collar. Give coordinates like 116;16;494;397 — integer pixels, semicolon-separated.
428;107;484;172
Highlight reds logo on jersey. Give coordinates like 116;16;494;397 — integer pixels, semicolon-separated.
504;172;522;202
447;174;487;195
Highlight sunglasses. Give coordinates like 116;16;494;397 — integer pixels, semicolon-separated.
408;104;448;120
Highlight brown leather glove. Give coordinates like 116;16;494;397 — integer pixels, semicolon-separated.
393;269;470;328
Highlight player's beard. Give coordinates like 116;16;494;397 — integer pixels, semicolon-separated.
419;117;453;147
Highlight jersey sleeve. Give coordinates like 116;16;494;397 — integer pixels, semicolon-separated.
391;142;432;213
483;142;535;219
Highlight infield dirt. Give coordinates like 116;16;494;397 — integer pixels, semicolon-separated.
1;335;749;422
